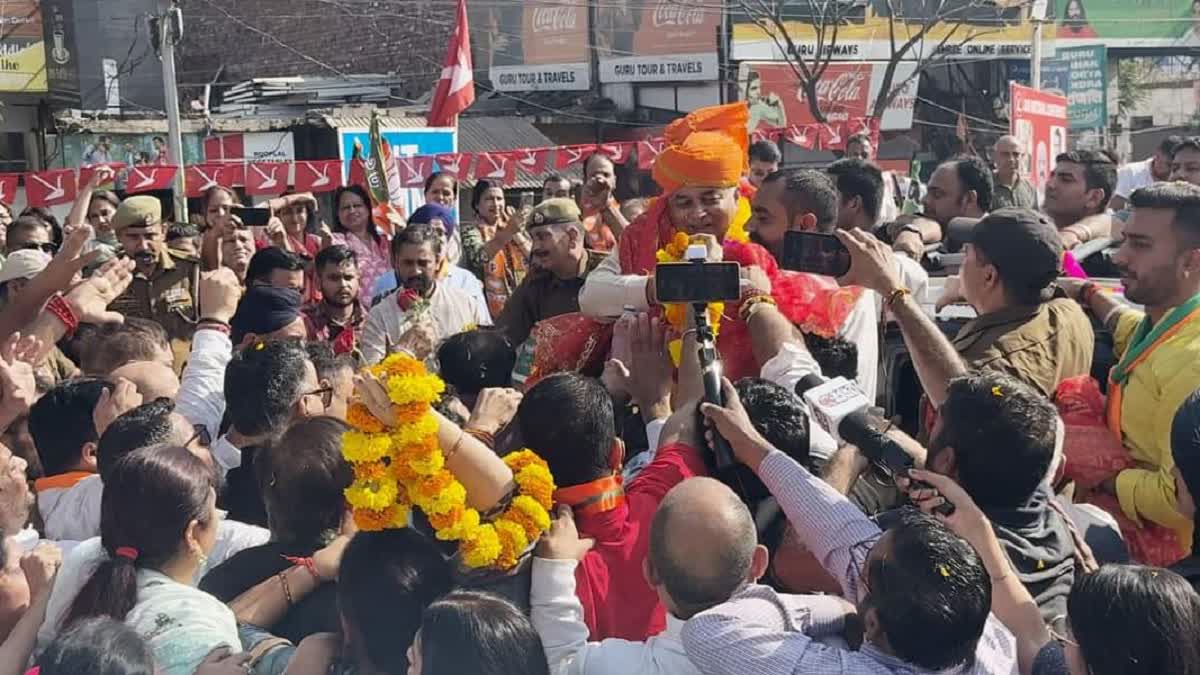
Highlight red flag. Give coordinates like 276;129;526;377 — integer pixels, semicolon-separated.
513;148;550;176
434;153;474;181
598;142;634;165
24;169;77;207
185;164;231;198
0;174;18;205
555;145;596;170
784;125;816;150
474;152;516;186
222;163;246;188
294;160;342;193
818;123;844;151
427;0;475;127
125;165;178;194
348;159;367;190
78;163;126;188
245;162;290;196
204;134;245;162
396;155;435;188
636;138;666;170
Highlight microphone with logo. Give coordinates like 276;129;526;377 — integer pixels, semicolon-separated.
794;374;953;515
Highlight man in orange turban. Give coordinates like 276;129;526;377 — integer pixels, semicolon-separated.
580;102;753;319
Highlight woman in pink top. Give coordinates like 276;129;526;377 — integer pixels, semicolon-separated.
328;185;390;305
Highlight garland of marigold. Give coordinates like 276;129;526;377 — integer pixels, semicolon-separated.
654;195;751;363
343;353;555;570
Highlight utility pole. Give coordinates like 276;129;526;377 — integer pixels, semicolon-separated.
156;0;187;222
1030;0;1048;89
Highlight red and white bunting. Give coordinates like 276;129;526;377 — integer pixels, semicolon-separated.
512;148;550;176
78;163;126;188
473;152;516;186
125;165;179;194
783;125;815;150
598;142;634;165
185;164;232;198
818;123;844;151
245;162;290;196
294;160;342;193
636;138;666;170
555;145;596;170
24;169;77;207
434;153;474;181
397;155;436;188
0;174;18;205
751;128;783;145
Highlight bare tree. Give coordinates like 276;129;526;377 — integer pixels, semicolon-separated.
736;0;1036;122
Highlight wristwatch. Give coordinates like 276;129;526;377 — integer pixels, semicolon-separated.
897;223;923;239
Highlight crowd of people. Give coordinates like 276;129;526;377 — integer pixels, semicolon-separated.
0;100;1197;675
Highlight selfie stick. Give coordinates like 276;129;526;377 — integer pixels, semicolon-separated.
685;245;736;471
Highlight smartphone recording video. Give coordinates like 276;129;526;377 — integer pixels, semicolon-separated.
231;206;272;227
654;262;741;304
781;231;851;278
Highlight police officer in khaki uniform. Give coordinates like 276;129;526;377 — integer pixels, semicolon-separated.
107;195;201;367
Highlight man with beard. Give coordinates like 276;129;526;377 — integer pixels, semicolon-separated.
497;199;605;347
359;224;491;366
302;245;364;350
1060;182;1200;564
888;156;992;261
1043;150;1118;251
107;196;200;366
1111;136;1180;212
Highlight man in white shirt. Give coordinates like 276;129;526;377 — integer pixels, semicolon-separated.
827;159;929;401
359;224;491;366
1110;135;1180;211
530;476;850;675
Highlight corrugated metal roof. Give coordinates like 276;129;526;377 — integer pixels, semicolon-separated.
52;113;301;134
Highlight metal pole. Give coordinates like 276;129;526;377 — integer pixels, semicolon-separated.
1030;19;1043;89
159;0;187;222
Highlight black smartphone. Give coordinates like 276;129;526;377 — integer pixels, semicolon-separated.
781;231;851;278
654;262;741;304
232;206;272;227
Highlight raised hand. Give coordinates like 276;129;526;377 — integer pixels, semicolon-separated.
93;377;143;436
63;257;136;324
198;268;243;324
466;388;523;437
0;333;40;421
536;505;596;561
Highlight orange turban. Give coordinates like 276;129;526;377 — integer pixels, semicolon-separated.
652;102;750;193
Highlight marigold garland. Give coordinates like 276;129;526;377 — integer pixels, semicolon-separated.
342;353;556;570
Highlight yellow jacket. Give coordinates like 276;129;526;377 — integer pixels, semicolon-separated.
1112;307;1200;545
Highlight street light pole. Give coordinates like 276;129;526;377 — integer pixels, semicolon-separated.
1030;0;1048;90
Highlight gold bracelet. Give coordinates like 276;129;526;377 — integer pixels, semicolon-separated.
445;429;467;461
739;294;777;322
884;287;912;309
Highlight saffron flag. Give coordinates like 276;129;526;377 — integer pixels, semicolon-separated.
363;111;406;234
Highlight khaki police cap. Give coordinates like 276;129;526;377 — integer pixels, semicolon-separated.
528;198;582;228
112;195;163;232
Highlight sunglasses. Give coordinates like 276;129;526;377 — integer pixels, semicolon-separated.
15;242;58;254
304;386;334;409
186;423;212;449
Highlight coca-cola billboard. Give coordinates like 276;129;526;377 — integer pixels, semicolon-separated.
597;0;721;83
740;61;919;132
471;1;590;91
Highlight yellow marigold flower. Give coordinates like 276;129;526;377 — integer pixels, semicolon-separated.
345;476;399;512
391;414;439;447
461;524;501;568
386;374;446;407
346;402;384;433
404;443;445;476
421;478;468;516
504;496;552;541
353;505;410;532
343;431;393;464
514;464;556;510
493;519;529;570
372;353;425;379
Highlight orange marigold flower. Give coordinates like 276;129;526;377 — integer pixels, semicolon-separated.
346;403;385;433
393;402;429;425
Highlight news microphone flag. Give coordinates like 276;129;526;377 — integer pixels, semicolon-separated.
427;0;475;127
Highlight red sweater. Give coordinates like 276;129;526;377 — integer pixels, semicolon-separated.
571;441;706;641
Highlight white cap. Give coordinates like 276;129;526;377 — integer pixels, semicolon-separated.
0;249;52;285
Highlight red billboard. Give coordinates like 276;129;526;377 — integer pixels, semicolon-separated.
1010;83;1069;193
739;61;918;132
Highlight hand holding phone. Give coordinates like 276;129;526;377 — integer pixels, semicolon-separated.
231;206;272;228
654;262;741;304
781;231;851;278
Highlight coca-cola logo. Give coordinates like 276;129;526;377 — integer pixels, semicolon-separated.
532;6;578;33
798;71;867;104
653;1;705;27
